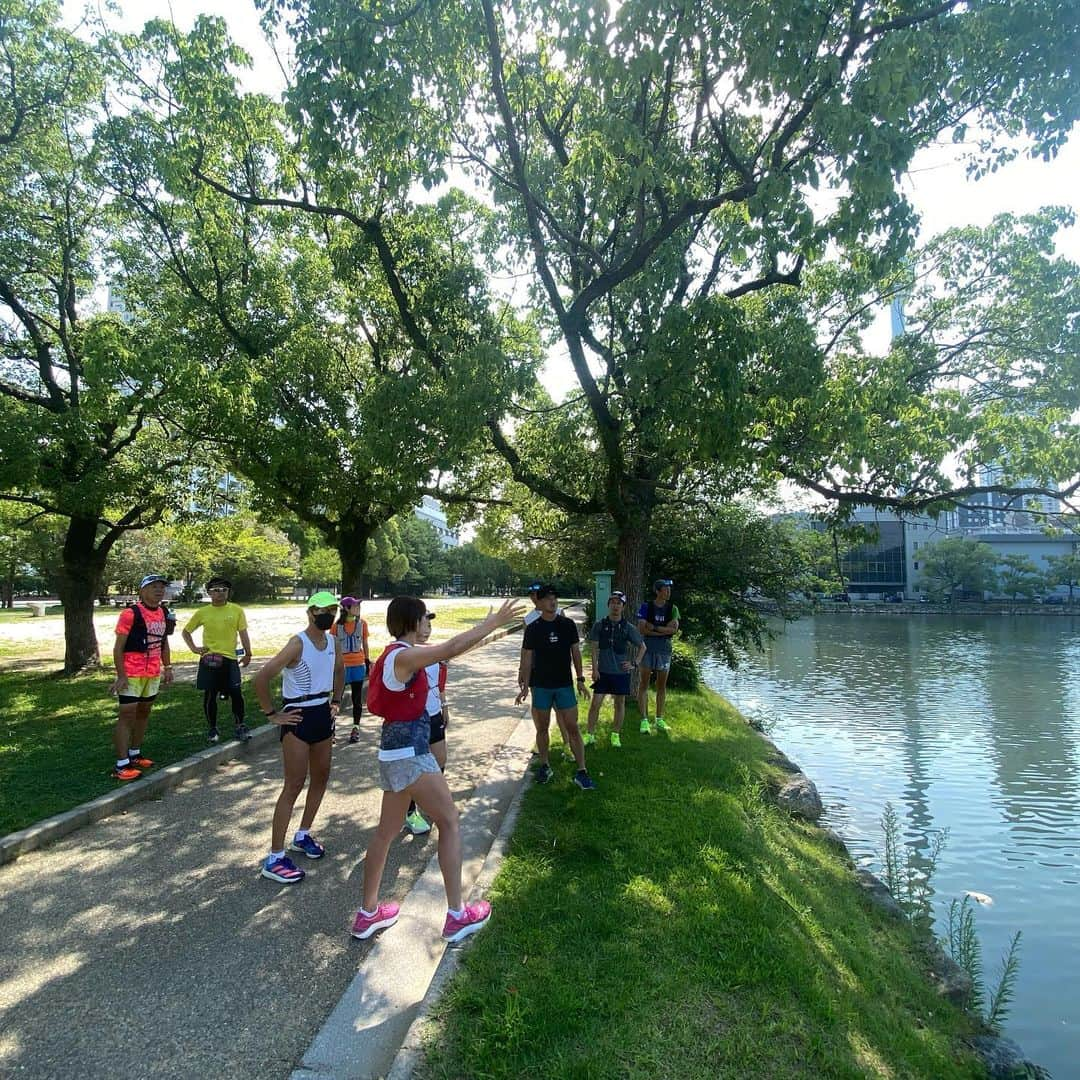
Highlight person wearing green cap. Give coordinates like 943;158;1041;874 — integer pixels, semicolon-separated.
252;590;345;884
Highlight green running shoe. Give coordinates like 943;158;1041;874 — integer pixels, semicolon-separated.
655;717;670;732
640;718;651;734
610;732;622;749
583;732;596;747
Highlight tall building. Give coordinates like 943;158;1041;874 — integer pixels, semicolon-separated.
957;465;1061;532
414;496;459;548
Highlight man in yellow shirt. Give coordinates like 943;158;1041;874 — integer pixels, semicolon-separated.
182;576;253;743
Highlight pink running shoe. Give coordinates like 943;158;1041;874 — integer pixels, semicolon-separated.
442;900;492;943
350;902;400;939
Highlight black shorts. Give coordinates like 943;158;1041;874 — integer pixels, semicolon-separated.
279;701;334;745
428;710;446;745
196;655;241;692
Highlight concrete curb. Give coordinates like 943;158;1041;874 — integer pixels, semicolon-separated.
386;715;534;1080
0;603;580;868
0;723;278;867
289;710;537;1080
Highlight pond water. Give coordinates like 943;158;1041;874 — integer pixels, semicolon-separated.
703;613;1080;1078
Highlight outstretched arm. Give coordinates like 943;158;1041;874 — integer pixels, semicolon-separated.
394;597;526;680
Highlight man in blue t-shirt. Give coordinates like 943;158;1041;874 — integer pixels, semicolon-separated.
584;591;645;749
636;578;680;734
515;585;597;790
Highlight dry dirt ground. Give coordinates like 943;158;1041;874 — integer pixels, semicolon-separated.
0;597;503;667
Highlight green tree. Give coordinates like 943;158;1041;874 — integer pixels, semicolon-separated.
207;516;298;601
0;504;51;606
270;0;1080;610
99;17;538;596
1044;548;1080;603
364;519;410;593
298;545;342;593
399;516;450;594
0;1;204;670
918;537;999;604
996;553;1044;602
446;541;520;596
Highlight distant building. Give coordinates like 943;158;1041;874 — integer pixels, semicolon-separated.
838;507;957;599
414;496;459;548
964;532;1078;599
957;465;1061;532
107;287;130;323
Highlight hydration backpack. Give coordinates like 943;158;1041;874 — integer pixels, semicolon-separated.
367;643;430;723
122;602;176;654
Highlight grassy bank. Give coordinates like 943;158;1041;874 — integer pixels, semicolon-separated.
0;667;226;834
417;688;983;1080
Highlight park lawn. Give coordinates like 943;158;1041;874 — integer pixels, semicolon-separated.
0;666;269;835
416;688;984;1080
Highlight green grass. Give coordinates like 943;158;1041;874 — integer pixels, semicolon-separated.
0;666;268;834
417;689;984;1080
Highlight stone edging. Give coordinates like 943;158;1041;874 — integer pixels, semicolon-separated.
747;720;1046;1080
385;715;535;1080
0;605;567;868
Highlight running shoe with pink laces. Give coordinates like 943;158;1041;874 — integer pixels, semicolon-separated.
442;900;492;943
350;902;400;939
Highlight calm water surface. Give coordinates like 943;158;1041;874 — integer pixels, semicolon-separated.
704;614;1079;1078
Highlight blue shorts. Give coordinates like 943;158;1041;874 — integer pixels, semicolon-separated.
642;650;672;672
532;685;576;711
593;672;631;696
344;664;366;684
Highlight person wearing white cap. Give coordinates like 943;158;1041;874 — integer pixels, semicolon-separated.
109;574;176;781
252;591;345;885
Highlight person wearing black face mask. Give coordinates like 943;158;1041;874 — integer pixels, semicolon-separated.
253;591;346;884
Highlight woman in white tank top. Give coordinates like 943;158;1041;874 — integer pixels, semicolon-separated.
253;591;345;885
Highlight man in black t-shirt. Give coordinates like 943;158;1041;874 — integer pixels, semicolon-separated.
515;586;597;790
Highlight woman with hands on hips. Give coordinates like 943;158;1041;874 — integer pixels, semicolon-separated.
253;591;345;885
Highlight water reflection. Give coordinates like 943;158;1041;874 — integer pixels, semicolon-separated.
704;614;1080;1077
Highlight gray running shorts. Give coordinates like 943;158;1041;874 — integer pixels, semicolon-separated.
379;752;442;793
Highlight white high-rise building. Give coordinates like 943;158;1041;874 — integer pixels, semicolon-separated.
414;496;459;548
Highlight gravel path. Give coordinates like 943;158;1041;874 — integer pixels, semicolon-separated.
0;629;528;1080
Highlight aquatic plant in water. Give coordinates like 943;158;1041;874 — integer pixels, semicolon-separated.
879;804;1022;1030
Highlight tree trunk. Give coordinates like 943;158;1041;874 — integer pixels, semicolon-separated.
615;516;650;613
56;515;108;674
337;518;376;597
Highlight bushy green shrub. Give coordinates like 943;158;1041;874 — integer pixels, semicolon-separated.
666;639;701;690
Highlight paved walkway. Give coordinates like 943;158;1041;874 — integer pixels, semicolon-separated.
0;631;533;1079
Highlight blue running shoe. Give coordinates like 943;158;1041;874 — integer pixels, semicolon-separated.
261;855;305;883
289;834;326;859
573;770;597;790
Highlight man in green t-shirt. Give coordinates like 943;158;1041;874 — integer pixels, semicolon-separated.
182;576;253;743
